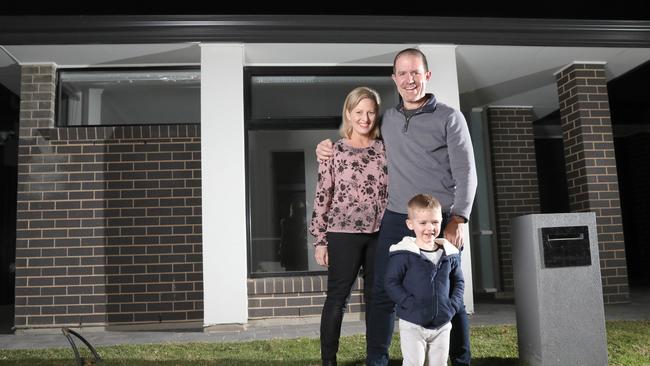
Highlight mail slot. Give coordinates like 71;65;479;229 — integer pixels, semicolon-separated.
540;226;590;268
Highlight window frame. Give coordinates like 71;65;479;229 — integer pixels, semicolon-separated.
55;66;200;127
244;66;393;278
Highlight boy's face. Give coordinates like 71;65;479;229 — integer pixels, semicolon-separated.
406;207;442;246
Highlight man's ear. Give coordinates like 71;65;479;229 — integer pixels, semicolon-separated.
405;218;414;231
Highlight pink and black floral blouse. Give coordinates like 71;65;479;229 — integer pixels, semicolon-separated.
309;139;388;247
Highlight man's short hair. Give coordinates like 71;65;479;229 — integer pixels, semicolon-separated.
407;193;441;217
393;48;429;74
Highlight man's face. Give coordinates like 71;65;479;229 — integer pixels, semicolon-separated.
391;54;432;106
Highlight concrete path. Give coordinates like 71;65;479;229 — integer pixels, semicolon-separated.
1;287;648;350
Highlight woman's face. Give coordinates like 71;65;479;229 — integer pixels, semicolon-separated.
347;98;377;138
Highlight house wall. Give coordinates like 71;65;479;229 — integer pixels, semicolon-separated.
12;44;478;329
15;64;204;329
21;44;635;328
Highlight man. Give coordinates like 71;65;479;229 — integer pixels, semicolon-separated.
317;48;477;365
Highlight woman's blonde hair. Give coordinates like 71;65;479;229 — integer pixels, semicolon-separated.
339;87;381;139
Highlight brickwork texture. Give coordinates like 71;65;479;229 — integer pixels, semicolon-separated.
556;63;629;303
487;107;541;295
247;275;366;319
15;64;203;328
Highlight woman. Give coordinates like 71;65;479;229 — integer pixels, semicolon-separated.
309;86;388;366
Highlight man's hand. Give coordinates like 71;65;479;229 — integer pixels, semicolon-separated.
314;246;329;267
316;139;334;161
444;217;466;249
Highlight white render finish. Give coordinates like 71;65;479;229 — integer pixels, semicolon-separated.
200;43;248;325
420;45;461;110
420;45;474;313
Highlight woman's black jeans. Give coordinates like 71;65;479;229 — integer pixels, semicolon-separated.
320;232;377;363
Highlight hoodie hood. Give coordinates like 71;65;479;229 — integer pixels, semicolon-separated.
389;236;459;256
384;234;465;330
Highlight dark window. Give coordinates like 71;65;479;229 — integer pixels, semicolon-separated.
57;69;200;126
533;112;570;213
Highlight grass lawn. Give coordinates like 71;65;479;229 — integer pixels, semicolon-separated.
0;321;647;365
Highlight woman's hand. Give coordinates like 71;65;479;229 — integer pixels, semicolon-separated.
316;139;334;162
314;245;329;267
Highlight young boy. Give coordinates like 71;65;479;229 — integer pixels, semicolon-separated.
384;194;465;366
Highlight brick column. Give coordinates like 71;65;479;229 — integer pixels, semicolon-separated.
487;107;541;295
15;64;58;328
555;62;629;303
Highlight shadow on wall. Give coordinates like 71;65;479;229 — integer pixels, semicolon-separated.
0;70;19;331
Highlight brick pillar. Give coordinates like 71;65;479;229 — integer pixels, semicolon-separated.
487;107;541;295
555;62;629;304
15;64;58;328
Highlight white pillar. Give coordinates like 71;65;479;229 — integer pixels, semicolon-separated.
419;45;474;313
200;43;248;325
419;45;461;110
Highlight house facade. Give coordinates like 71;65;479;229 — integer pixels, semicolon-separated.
1;15;649;330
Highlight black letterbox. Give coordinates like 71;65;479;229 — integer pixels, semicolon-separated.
540;226;591;268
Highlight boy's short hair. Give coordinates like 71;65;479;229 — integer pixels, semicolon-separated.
407;194;441;217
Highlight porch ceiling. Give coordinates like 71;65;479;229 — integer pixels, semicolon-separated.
1;43;649;120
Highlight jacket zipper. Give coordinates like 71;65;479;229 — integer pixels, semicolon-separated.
430;258;438;321
403;113;413;133
401;103;428;133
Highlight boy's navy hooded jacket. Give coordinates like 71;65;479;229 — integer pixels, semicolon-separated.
384;237;464;330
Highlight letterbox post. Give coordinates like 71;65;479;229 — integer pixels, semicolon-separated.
511;213;608;366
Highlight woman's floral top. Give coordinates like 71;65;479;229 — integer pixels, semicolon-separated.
309;139;388;247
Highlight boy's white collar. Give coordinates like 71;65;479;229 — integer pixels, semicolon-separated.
389;237;459;255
